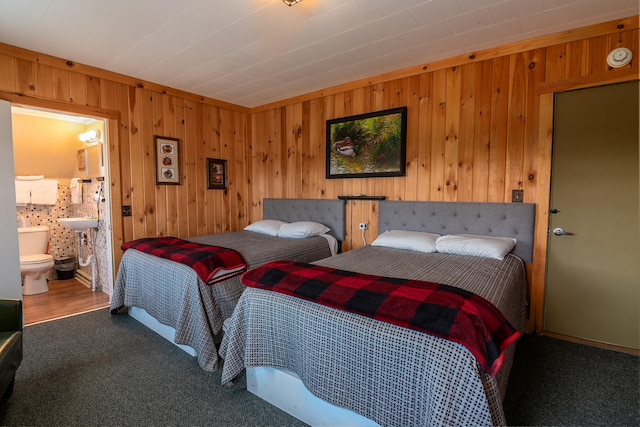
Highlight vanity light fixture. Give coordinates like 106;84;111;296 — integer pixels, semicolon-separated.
79;129;101;143
282;0;302;6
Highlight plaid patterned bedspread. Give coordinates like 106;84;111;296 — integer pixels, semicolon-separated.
122;237;247;285
242;260;520;376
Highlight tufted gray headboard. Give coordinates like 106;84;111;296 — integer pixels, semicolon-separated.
379;201;536;263
263;198;346;241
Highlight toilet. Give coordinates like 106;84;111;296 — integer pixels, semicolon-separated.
18;225;54;295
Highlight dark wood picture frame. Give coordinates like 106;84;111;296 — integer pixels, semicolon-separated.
326;107;407;179
155;136;181;185
207;158;227;190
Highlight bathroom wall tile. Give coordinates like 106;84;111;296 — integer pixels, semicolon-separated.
16;180;110;295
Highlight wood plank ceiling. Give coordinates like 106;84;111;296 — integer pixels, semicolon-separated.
0;0;637;108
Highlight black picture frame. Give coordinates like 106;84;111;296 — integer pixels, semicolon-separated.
207;158;227;190
326;106;407;179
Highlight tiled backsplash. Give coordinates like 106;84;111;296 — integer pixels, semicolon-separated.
16;180;110;295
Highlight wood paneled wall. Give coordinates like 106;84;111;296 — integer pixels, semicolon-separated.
247;16;639;333
251;58;543;240
0;45;252;274
0;16;638;333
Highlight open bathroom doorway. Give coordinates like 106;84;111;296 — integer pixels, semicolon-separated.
11;105;114;325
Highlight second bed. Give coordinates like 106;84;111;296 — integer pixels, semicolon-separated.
111;198;345;371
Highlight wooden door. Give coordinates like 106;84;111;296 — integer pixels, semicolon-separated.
544;81;639;350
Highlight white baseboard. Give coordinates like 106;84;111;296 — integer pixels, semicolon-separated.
129;306;196;357
247;367;380;427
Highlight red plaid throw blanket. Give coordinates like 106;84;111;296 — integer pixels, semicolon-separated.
122;237;247;285
242;260;521;376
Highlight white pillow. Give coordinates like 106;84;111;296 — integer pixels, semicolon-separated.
244;219;288;236
371;230;440;253
435;234;516;260
278;221;330;238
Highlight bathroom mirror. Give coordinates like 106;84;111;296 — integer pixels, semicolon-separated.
83;143;104;178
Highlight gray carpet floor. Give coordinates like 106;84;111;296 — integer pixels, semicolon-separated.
1;309;305;426
504;333;639;426
1;308;638;426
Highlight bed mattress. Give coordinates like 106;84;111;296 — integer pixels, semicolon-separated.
220;246;527;426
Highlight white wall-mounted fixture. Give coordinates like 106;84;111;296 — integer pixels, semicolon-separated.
79;129;101;143
282;0;302;5
607;48;633;68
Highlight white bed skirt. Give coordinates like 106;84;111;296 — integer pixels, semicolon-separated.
130;308;376;425
129;306;196;356
247;367;380;427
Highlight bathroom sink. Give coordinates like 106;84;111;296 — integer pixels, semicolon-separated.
58;217;99;231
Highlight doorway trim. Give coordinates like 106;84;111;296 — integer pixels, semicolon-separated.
0;91;120;121
1;91;124;294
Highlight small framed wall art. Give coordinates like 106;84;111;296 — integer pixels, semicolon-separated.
77;149;86;171
155;136;180;185
207;158;227;190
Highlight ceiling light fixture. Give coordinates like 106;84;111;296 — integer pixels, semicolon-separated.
282;0;302;6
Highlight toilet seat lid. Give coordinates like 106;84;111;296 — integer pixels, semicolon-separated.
21;254;54;264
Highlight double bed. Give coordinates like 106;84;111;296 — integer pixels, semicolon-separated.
110;198;345;371
219;200;535;426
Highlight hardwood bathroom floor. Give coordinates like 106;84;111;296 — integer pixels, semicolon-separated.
22;278;110;326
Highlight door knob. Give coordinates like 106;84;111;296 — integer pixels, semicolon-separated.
553;227;575;236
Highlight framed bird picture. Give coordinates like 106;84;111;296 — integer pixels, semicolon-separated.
155;136;181;185
326;107;407;179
